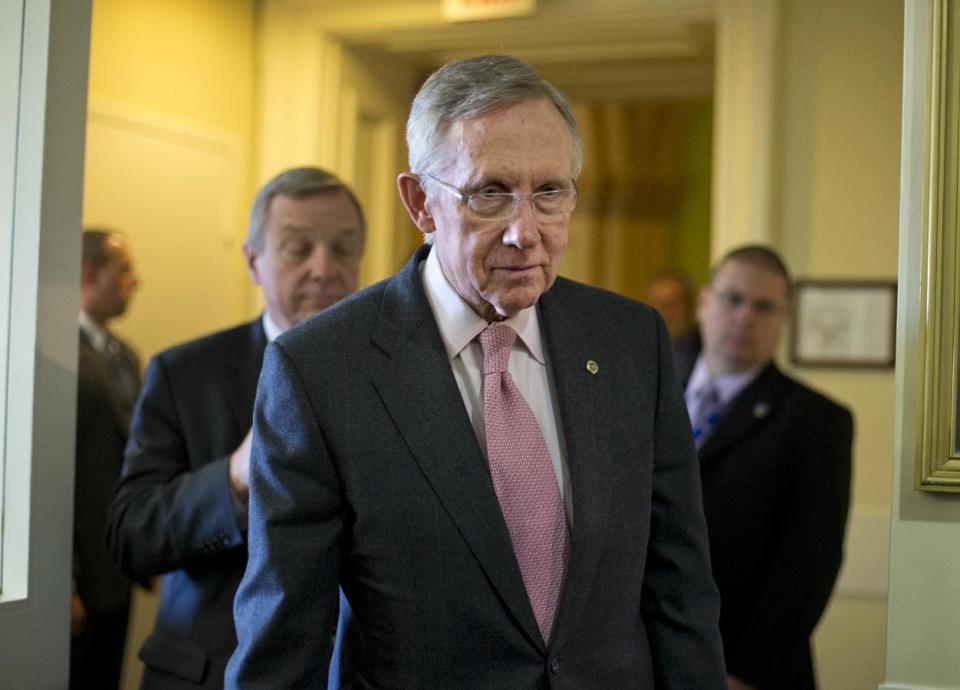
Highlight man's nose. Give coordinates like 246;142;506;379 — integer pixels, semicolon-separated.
501;200;540;248
307;244;337;280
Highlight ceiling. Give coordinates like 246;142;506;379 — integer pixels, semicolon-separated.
297;0;716;101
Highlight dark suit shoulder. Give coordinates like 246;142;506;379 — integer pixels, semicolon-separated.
289;278;389;338
774;366;853;421
549;276;655;315
274;278;393;363
154;319;264;370
543;277;668;364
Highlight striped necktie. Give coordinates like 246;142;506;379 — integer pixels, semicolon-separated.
691;380;723;448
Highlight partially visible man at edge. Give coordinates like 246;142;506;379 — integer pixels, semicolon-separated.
74;229;141;690
107;167;365;689
227;55;726;689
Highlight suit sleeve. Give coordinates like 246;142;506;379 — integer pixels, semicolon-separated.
731;398;853;687
106;354;245;580
226;342;341;688
640;313;727;688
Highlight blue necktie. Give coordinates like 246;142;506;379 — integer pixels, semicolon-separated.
691;381;723;448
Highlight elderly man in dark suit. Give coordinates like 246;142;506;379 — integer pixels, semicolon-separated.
107;167;365;689
73;229;141;690
682;245;853;690
228;54;725;689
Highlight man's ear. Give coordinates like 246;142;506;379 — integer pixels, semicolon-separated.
242;242;262;286
397;173;436;235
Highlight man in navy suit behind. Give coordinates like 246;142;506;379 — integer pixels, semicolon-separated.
683;246;853;690
228;55;726;689
107;167;365;689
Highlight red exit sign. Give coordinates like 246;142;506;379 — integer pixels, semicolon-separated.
442;0;536;22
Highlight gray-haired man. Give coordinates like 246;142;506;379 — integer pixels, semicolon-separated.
108;167;364;689
228;56;725;688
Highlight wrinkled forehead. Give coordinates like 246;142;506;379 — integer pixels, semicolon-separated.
437;101;575;180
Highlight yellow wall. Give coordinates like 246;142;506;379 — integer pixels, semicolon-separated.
84;0;257;361
83;2;257;687
770;1;903;688
672;99;714;288
254;6;421;292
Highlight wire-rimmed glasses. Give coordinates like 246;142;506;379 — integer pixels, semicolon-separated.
421;174;578;221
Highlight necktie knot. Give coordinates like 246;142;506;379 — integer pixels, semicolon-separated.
479;324;517;374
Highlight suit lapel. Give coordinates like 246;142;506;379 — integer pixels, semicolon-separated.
536;284;612;649
370;246;545;652
698;363;784;460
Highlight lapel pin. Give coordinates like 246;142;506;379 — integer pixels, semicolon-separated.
753;402;770;419
586;360;599;375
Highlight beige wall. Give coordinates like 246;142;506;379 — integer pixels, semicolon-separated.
766;1;903;688
254;3;420;290
84;0;257;361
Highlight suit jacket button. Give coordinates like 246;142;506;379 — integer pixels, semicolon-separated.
550;658;560;674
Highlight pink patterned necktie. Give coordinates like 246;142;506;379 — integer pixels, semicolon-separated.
479;323;569;645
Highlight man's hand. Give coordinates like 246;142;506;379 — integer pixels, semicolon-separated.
728;675;756;690
71;592;86;639
229;428;253;504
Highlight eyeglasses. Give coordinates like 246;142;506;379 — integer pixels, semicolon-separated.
421;174;578;221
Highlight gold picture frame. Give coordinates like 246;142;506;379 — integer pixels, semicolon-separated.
915;0;960;492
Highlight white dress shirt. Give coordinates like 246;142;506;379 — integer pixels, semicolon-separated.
261;311;283;343
420;248;573;522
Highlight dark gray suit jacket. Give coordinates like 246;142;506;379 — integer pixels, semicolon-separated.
228;245;726;689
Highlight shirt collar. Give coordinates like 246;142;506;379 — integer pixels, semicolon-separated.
686;355;765;407
78;311;111;353
261;311;284;343
420;246;546;363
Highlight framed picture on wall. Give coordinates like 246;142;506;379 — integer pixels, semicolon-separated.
789;280;897;368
